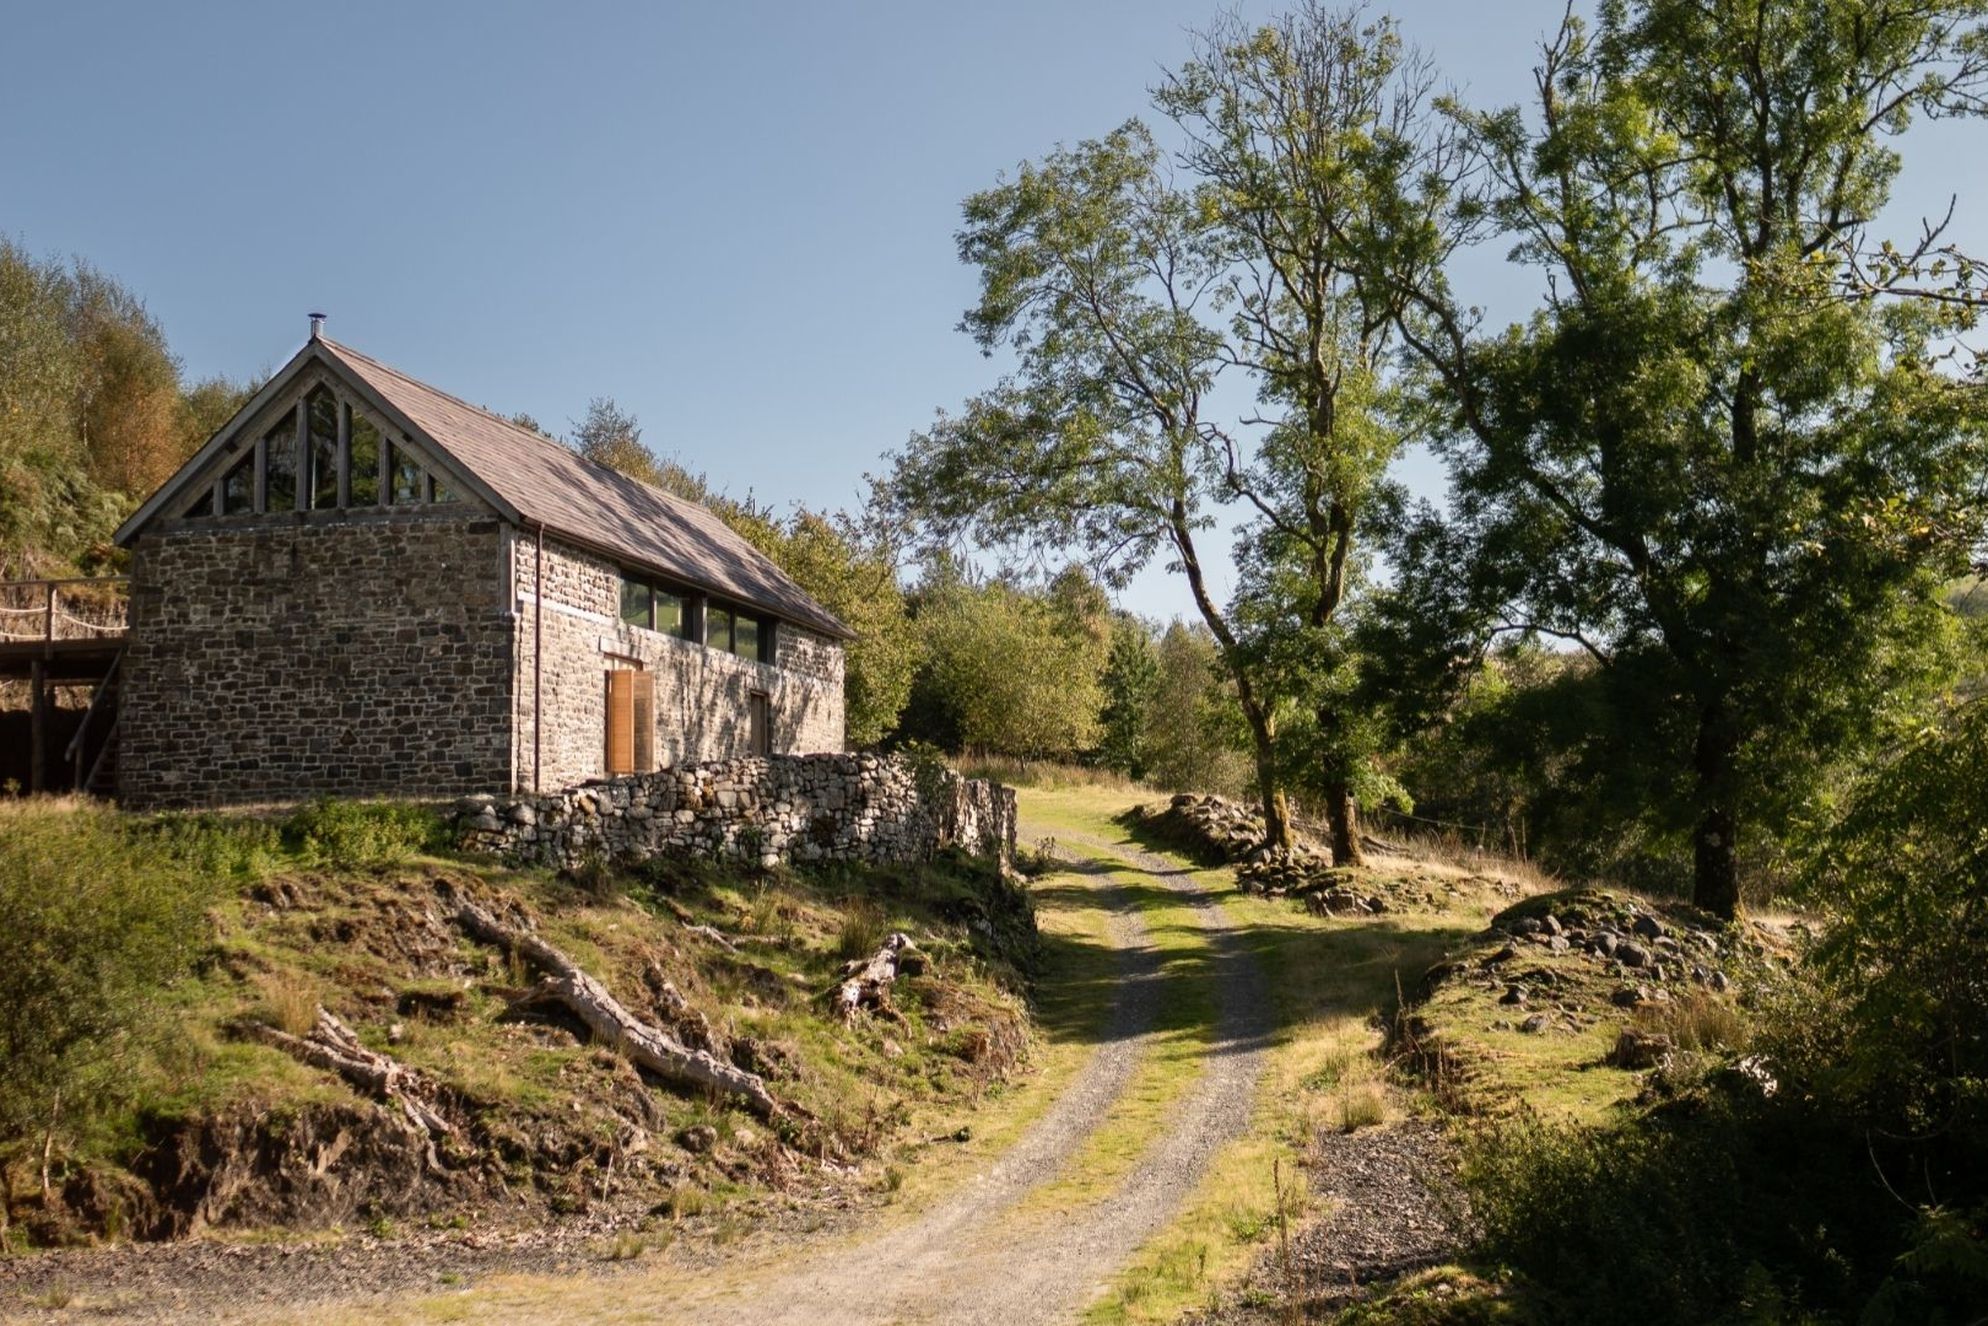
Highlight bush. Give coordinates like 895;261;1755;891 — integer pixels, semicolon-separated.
280;799;443;867
0;804;219;1157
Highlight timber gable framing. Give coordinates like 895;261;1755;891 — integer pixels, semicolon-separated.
117;341;514;542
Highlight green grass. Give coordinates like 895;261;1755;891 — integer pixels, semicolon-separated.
1;799;1044;1246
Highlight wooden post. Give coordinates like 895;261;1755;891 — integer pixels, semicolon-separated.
336;399;351;508
28;659;45;795
43;581;55;644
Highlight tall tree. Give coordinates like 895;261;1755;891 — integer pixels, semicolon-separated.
887;121;1308;841
891;9;1459;858
1160;5;1464;862
1391;0;1988;914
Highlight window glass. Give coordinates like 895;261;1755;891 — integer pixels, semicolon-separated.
263;415;297;512
349;413;381;505
431;479;457;503
732;614;759;660
620;576;652;629
655;591;684;637
707;606;733;652
387;439;423;505
186;488;215;518
222;452;254;514
307;387;339;510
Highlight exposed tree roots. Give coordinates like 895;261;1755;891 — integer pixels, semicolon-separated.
241;1008;453;1168
447;891;783;1120
831;932;926;1022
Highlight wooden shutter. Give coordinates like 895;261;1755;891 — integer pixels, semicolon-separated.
749;691;771;756
632;670;656;772
605;670;634;774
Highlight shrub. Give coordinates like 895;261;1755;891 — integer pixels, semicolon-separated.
281;798;442;867
0;803;218;1158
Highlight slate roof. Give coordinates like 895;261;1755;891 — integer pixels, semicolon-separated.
315;339;852;640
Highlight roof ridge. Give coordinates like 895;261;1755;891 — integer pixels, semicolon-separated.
318;337;726;527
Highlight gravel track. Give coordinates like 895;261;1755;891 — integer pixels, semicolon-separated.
664;826;1272;1325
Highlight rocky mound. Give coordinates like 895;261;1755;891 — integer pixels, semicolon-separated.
1129;794;1515;917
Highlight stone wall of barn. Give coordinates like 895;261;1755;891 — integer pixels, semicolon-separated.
119;509;516;809
456;752;1015;871
511;536;845;793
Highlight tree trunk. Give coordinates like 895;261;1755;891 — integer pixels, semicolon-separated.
451;895;783;1119
1691;700;1742;919
1248;719;1296;853
1170;501;1296;855
830;932;926;1022
1324;781;1363;868
243;1009;454;1143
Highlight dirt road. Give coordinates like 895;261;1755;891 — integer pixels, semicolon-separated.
657;823;1272;1324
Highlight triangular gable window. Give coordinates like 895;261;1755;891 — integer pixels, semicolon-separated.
189;375;470;520
307;386;340;510
222;451;254;514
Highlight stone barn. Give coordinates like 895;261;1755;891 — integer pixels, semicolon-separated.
111;323;850;809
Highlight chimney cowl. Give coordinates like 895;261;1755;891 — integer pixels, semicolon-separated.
308;311;327;339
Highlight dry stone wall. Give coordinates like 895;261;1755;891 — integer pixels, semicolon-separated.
456;753;1016;872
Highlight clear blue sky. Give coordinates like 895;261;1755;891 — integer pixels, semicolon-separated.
4;2;1981;620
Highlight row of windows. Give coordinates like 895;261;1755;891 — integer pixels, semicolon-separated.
187;384;456;518
619;573;774;663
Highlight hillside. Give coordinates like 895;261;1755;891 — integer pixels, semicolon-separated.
0;799;1039;1253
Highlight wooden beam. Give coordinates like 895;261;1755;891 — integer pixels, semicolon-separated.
294;397;308;510
28;659;45;795
337;399;351;508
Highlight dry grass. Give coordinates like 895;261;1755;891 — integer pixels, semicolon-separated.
1368;824;1560;896
1635;991;1750;1054
252;971;321;1036
958;756;1143;793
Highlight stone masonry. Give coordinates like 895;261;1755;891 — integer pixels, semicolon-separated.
514;536;845;792
457;752;1016;872
120;509;514;809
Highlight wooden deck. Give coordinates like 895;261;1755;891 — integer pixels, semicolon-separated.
0;577;127;681
0;578;126;793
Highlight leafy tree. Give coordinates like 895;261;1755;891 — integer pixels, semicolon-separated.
1391;0;1988;914
720;501;919;747
1158;3;1463;862
0;240;250;576
1141;620;1253;796
570;395;668;487
908;574;1106;760
1096;614;1160;777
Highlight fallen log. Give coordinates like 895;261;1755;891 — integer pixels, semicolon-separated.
831;932;926;1022
450;895;781;1120
242;1008;453;1152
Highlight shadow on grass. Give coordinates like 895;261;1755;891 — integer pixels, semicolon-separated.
1024;824;1482;1068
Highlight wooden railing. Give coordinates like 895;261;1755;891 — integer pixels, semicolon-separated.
0;577;129;644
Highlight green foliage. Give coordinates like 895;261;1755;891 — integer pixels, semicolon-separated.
901;571;1105;760
569;396;668;487
0;239;257;576
1095;614;1159;778
1390;0;1988;912
1797;701;1988;1145
0;804;220;1151
1138;621;1251;797
720;502;919;747
280;799;445;868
